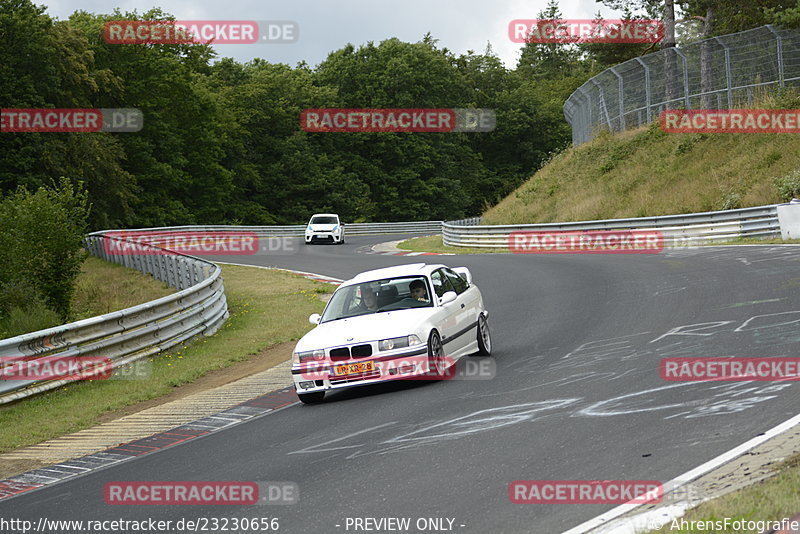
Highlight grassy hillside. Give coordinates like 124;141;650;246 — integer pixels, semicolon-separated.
482;121;800;225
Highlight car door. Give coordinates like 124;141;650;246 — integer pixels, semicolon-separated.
430;269;468;355
442;268;478;355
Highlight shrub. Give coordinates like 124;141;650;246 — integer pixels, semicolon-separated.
0;178;89;322
776;169;800;202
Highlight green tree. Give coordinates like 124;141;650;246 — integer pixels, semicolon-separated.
0;179;89;320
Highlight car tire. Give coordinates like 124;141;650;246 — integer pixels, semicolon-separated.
475;314;492;356
427;331;445;377
298;391;325;404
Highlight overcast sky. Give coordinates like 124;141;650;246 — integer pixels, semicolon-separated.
39;0;630;69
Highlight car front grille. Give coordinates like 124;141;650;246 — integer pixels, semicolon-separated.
329;347;350;361
351;344;373;358
329;344;373;361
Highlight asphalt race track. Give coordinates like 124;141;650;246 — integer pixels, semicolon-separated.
3;235;800;533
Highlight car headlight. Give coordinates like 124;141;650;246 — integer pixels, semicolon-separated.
306;227;313;233
379;335;422;351
294;349;325;363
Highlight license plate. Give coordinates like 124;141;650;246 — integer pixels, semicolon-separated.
333;361;375;376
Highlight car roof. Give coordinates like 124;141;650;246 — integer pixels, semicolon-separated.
342;263;446;287
309;213;339;218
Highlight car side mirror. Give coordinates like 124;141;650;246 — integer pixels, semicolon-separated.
439;291;457;306
309;313;321;325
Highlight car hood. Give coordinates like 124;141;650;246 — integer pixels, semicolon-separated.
308;224;338;231
296;308;435;351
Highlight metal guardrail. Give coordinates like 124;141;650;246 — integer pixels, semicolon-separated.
0;220;441;403
0;233;228;404
1;210;783;403
565;25;800;145
443;205;781;248
97;221;445;239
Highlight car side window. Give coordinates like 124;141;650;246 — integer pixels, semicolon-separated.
444;269;468;294
430;270;455;298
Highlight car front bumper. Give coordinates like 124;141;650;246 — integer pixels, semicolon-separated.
292;346;430;393
305;232;342;243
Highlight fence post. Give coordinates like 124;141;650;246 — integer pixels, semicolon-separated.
610;66;625;130
591;79;613;131
766;25;785;87
674;48;690;109
634;57;652;123
577;87;592;143
714;37;733;107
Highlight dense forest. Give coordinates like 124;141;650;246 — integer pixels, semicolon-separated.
0;0;647;229
3;0;800;326
2;0;800;232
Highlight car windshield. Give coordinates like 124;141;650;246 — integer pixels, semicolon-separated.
320;276;432;323
310;216;338;225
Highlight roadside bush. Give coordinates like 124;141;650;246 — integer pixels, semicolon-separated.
0;178;89;324
776;169;800;201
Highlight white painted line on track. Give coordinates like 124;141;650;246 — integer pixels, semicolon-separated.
562;411;800;533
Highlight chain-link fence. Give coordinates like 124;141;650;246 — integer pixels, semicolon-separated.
564;25;800;145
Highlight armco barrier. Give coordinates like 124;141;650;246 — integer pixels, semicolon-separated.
443;205;782;248
0;233;228;404
0;221;443;403
1;209;789;403
95;221;444;239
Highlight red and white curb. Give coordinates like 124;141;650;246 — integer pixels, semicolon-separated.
0;388;299;502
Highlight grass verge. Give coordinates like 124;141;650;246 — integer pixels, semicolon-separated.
646;453;800;533
0;255;174;338
481;123;800;226
0;264;333;453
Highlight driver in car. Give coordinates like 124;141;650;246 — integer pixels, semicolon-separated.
409;279;429;302
360;286;380;311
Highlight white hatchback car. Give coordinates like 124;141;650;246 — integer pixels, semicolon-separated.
291;263;491;403
304;213;345;244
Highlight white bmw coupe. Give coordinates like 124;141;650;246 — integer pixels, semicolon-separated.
291;263;491;404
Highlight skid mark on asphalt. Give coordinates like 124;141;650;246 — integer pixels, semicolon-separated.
290;400;580;460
